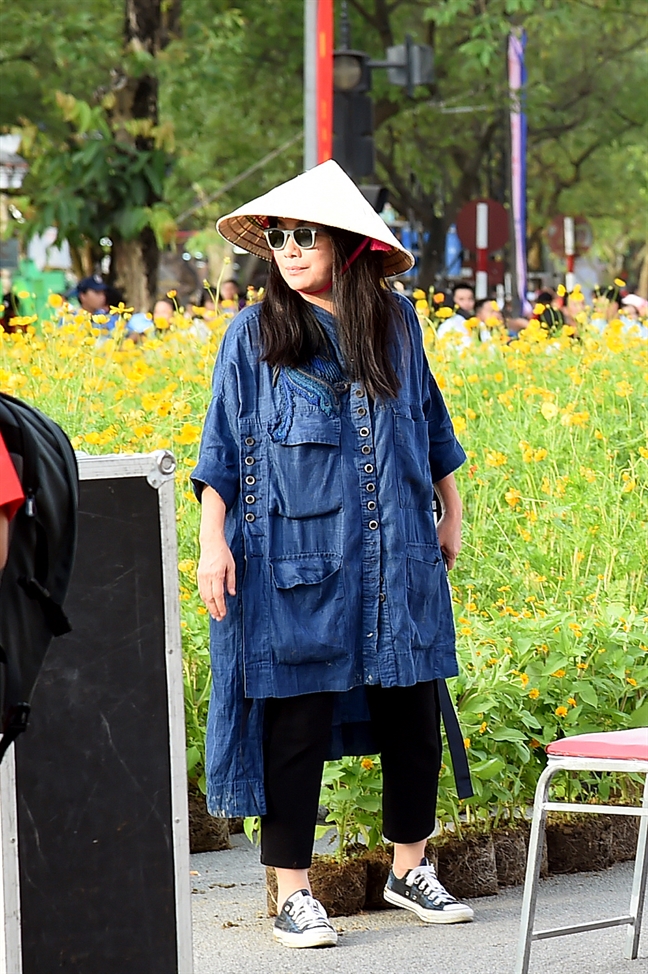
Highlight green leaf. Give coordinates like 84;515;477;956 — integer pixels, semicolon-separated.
577;683;599;708
628;700;648;729
490;727;527;742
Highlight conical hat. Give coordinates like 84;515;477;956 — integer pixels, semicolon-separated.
217;160;414;278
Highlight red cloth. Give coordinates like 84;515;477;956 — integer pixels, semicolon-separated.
547;728;648;762
0;433;24;520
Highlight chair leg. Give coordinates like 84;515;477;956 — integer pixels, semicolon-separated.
513;762;557;974
624;773;648;960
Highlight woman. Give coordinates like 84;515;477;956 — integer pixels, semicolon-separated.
192;161;473;948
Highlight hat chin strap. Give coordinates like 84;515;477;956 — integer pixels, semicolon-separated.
297;236;371;296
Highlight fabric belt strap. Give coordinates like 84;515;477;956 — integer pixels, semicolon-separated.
437;678;474;800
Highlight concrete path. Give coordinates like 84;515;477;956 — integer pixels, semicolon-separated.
190;835;646;974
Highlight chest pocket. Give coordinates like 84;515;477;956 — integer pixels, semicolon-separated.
393;406;435;510
268;411;342;518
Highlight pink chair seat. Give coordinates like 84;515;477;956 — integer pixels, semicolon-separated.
547;727;648;762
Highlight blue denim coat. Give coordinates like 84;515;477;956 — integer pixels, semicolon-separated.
192;293;466;817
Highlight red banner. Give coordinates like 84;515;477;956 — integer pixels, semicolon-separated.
316;0;333;163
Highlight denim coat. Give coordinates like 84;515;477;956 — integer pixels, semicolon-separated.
192;292;466;817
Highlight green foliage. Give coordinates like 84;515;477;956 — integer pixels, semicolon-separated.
318;757;384;862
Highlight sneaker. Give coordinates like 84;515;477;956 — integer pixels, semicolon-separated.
272;889;338;948
384;858;474;924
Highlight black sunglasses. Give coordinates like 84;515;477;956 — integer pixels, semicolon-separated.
263;226;321;251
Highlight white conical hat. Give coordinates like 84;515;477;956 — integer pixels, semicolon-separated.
216;159;414;278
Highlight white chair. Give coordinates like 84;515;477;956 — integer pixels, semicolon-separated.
514;727;648;973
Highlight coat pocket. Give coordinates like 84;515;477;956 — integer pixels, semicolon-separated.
268;412;342;518
406;542;446;649
393;411;435;510
270;553;346;663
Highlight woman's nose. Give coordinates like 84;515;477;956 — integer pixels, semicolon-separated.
283;234;301;258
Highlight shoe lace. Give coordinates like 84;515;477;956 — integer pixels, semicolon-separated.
290;893;328;928
406;862;456;904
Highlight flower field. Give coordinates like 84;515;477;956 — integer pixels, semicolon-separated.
1;302;647;834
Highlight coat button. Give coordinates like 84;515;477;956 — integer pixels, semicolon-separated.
379;592;386;602
244;436;255;446
364;463;374;473
355;388;364;397
244;456;255;466
361;445;371;455
245;512;255;522
366;482;376;492
357;406;367;417
359;427;370;437
245;494;256;504
367;500;376;511
245;475;256;485
368;520;379;530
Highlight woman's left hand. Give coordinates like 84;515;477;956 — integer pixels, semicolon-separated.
436;510;462;571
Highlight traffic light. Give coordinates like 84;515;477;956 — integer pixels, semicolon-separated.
333;50;374;180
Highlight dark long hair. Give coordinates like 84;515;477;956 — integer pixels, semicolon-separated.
258;225;403;400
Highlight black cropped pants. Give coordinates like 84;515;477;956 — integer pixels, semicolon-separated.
260;681;442;869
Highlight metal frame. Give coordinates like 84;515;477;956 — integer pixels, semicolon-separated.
514;753;648;974
0;750;22;974
0;451;193;974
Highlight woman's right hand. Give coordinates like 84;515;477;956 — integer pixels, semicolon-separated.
197;539;236;621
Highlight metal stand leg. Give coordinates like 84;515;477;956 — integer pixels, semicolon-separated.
625;773;648;960
513;762;556;974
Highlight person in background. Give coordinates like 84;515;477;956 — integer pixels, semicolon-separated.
451;283;475;319
76;276;119;331
0;432;24;570
152;296;176;329
474;298;503;340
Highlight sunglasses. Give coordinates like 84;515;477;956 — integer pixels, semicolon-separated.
263;226;321;251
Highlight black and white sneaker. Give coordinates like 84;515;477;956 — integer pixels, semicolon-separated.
273;889;338;948
384;858;474;924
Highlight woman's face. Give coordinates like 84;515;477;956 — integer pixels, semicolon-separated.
272;218;334;295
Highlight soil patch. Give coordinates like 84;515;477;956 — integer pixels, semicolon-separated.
188;785;230;854
266;856;368;917
546;814;613;874
492;827;528;888
360;846;394;911
432;832;499;899
608;814;640;862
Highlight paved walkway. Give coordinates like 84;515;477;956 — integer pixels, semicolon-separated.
191;835;646;974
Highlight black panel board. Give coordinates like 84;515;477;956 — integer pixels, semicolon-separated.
15;476;178;974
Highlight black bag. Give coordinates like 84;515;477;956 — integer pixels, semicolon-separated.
0;392;78;762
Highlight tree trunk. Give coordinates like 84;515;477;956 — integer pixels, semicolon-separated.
112;227;158;310
108;0;180;308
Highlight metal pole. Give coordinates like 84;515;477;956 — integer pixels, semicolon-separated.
475;202;489;299
304;0;318;170
564;217;575;292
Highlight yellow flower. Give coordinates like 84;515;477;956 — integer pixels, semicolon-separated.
540;401;558;420
17;290;31;299
567;697;577;706
433;292;445;304
48;293;64;308
479;721;488;734
178;559;196;574
174;423;201;445
576;662;588;670
166;289;177;298
436;306;454;319
533;303;546;315
528;688;540;700
485;450;508;467
555;706;568;718
614;278;626;287
463;737;471;749
452;415;467;434
615;380;633;398
639;446;648;459
552;669;566;678
412;288;426;300
154;316;170;330
627;677;638;687
361;757;374;770
557;284;566;297
505;488;522;508
519;673;530;686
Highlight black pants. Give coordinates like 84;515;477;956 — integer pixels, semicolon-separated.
260;681;441;869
